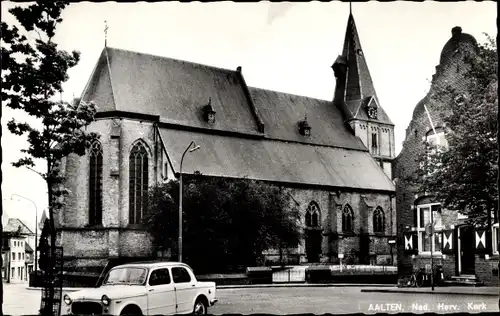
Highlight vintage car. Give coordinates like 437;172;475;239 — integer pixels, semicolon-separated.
62;261;218;315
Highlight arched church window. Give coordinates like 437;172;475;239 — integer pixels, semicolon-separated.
129;141;149;225
373;207;385;233
305;202;320;228
342;205;354;232
89;141;103;226
305;211;312;227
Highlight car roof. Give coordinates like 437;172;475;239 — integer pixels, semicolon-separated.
112;261;190;269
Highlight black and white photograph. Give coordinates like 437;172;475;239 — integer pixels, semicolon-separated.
1;1;499;315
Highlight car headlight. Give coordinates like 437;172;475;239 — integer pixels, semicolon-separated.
101;294;110;306
63;294;72;305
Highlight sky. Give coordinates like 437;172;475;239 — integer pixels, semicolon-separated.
1;1;497;233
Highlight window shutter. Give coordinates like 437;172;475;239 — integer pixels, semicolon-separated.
441;230;454;254
474;229;489;254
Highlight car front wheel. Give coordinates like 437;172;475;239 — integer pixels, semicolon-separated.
193;299;207;315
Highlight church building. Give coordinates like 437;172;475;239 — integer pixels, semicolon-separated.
55;12;397;272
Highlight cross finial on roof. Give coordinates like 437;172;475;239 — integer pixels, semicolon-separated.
104;20;109;47
208;97;211;105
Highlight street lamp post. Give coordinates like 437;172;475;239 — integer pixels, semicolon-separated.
11;194;38;273
178;141;200;262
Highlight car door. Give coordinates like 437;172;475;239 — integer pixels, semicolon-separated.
172;266;197;314
146;268;176;315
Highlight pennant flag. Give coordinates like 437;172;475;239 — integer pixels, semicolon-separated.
441;230;454;254
475;230;486;249
405;234;413;250
404;232;418;254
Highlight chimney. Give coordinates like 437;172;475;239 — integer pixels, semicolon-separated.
236;66;242;73
451;26;462;39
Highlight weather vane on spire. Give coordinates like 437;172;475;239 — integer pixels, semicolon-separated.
104;20;109;47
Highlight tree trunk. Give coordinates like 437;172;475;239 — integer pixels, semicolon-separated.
496;7;500;307
45;160;57;316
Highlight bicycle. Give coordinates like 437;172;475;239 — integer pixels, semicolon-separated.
406;268;426;287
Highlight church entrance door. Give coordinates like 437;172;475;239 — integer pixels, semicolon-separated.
305;229;322;263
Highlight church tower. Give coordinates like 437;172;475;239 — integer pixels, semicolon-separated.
332;11;395;179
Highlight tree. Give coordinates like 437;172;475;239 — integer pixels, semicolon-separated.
412;35;498;227
144;176;302;273
2;1;99;313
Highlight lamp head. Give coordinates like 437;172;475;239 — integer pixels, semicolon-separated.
189;143;200;152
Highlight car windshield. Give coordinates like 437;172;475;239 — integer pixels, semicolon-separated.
103;267;148;285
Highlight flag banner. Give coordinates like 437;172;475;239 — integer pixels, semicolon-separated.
474;228;490;254
404;232;418;254
441;230;454;254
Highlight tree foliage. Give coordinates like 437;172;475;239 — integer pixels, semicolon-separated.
144;176;302;273
412;35;498;227
1;1;99;246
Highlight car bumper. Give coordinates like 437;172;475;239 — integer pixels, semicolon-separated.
210;299;218;306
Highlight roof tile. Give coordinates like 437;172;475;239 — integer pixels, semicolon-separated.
159;128;394;192
248;87;367;150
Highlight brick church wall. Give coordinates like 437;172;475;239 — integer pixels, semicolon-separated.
58;118;157;259
58;116;397;268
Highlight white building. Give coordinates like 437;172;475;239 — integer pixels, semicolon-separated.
2;218;33;283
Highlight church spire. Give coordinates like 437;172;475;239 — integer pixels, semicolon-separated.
332;8;393;125
104;20;109;47
340;12;378;102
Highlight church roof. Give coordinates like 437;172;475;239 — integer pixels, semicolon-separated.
82;46;395;192
82;47;261;135
248;87;366;149
335;14;393;126
159;128;395;192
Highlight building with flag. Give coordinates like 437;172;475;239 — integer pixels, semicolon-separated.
393;26;499;286
54;12;397;273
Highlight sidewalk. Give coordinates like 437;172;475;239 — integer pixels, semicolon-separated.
361;286;499;296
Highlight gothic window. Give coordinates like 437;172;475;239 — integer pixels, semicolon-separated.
373;207;385;233
89;141;103;226
342;205;354;232
305;211;312;227
129;141;149;225
305;202;320;228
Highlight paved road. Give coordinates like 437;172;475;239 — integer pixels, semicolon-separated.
3;283;499;315
210;287;498;314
